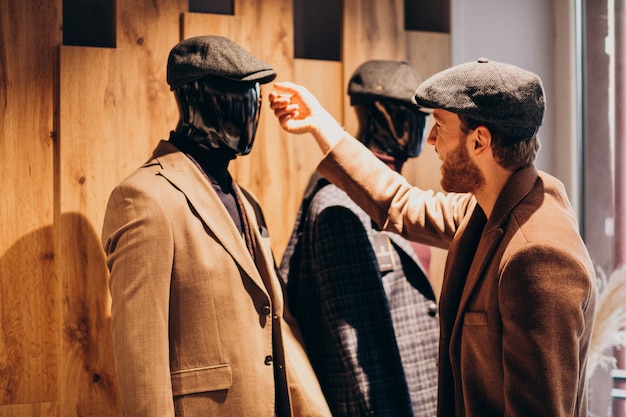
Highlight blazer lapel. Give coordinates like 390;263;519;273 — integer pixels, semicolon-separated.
150;141;266;293
239;189;285;313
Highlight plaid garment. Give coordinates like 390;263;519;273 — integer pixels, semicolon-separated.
280;175;439;417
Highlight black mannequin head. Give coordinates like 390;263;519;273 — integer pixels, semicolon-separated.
173;75;262;156
348;60;429;162
166;35;276;160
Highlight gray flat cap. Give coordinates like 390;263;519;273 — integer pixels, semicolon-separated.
166;35;277;90
348;60;424;106
413;58;545;139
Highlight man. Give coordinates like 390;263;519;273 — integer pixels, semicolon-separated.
268;57;597;417
101;35;332;417
279;60;438;417
280;60;439;417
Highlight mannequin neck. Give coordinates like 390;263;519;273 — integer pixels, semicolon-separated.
169;130;235;191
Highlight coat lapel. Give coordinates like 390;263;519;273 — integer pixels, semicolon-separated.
455;228;503;323
441;205;486;334
150;141;267;293
451;166;539;337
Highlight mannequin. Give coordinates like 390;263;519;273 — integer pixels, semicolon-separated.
279;60;439;417
102;35;332;417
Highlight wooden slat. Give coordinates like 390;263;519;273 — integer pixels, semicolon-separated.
0;0;60;408
0;402;58;417
58;45;133;416
402;31;451;193
342;0;406;135
115;0;185;148
57;2;188;408
55;2;197;414
292;58;344;194
230;0;297;259
284;58;344;251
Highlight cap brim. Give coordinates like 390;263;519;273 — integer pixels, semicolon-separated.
410;95;434;114
238;70;277;84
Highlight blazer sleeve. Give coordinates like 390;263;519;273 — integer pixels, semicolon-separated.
101;180;176;417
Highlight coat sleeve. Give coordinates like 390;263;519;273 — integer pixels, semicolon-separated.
101;181;175;417
499;243;593;416
317;136;473;249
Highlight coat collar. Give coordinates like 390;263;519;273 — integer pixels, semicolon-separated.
484;165;538;233
148;140;267;293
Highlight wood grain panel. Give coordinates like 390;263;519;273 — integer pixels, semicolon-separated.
342;0;406;135
0;0;60;408
55;3;199;414
402;31;450;193
116;0;185;147
230;0;297;259
0;226;57;405
291;58;344;216
58;45;139;416
0;402;58;417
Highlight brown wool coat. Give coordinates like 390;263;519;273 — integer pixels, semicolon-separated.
102;140;332;417
318;136;596;417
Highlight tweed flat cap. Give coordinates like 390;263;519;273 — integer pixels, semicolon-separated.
166;35;276;90
348;60;424;106
413;57;545;139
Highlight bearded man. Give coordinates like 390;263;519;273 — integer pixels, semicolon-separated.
267;58;597;417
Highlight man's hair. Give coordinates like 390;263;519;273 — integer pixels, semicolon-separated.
458;115;540;171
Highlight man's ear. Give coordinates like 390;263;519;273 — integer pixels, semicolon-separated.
472;125;492;155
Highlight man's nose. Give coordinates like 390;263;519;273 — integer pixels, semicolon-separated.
426;125;437;145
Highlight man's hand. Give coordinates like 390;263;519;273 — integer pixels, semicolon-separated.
269;81;345;153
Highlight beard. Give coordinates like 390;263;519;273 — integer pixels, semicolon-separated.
440;139;485;193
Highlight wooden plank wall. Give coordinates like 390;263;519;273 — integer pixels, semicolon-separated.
0;0;449;415
0;0;61;416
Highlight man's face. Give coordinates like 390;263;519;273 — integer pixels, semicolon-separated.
427;109;485;193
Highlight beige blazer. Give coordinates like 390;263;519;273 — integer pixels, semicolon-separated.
102;140;331;417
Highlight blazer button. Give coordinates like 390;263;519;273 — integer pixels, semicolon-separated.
428;302;438;317
264;355;273;366
261;305;271;316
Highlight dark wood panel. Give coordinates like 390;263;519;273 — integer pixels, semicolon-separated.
405;0;450;33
